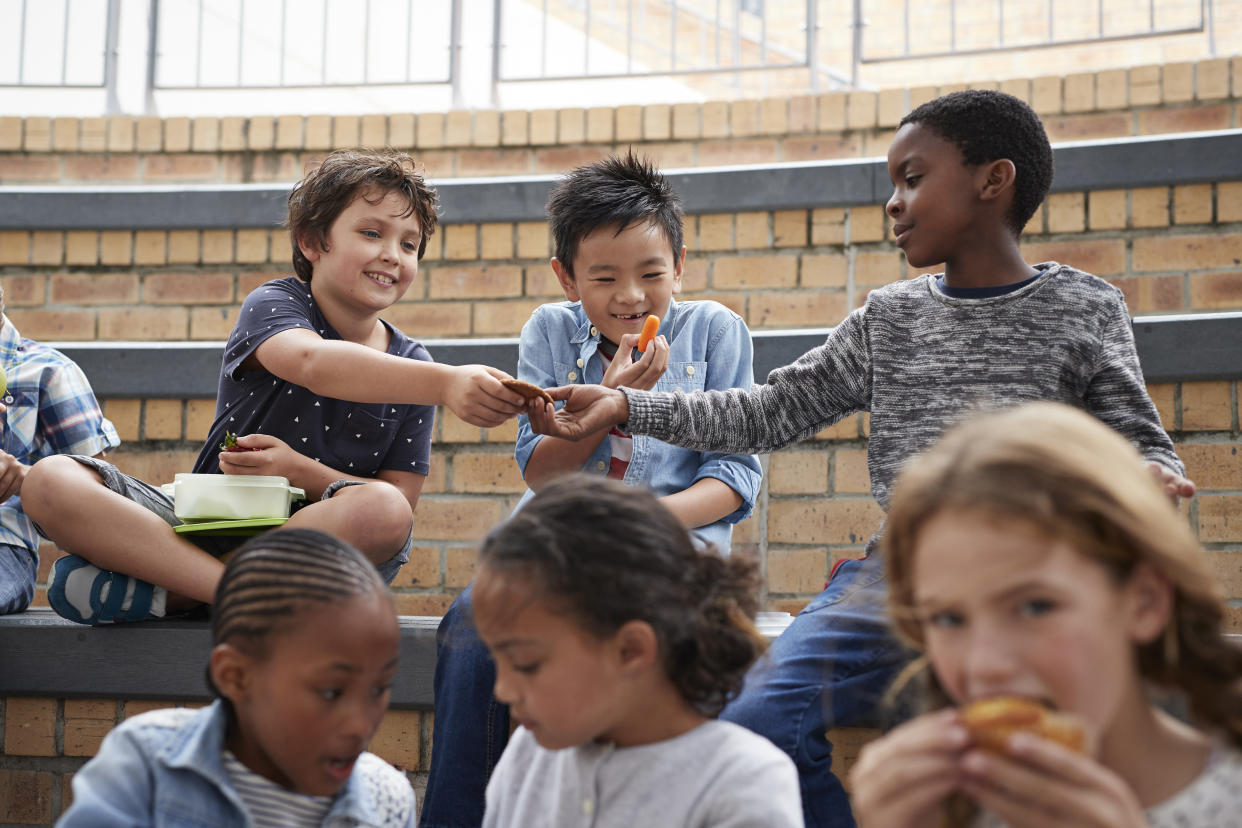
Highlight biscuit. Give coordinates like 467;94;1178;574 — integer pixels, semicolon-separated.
501;378;554;405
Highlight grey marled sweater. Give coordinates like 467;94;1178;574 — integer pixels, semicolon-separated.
623;263;1182;520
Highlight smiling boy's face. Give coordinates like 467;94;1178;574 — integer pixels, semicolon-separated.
552;220;684;347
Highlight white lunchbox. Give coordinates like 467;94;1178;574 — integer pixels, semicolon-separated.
161;473;306;521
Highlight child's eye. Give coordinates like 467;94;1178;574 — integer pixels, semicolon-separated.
402;240;418;252
905;175;921;187
513;662;541;675
372;683;393;698
1017;598;1056;619
643;272;664;279
318;688;343;701
361;230;380;239
926;610;964;629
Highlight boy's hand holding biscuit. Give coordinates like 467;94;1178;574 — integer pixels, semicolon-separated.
445;365;527;428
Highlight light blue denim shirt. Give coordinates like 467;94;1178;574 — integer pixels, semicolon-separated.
58;700;417;827
514;298;763;554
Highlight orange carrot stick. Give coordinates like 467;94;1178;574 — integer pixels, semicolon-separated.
638;314;660;352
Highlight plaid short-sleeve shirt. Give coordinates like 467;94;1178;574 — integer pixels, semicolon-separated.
0;318;120;558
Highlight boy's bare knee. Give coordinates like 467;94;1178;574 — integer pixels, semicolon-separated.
23;456;102;518
331;482;412;548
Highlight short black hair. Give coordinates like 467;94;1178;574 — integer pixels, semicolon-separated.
546;151;684;278
900;90;1053;235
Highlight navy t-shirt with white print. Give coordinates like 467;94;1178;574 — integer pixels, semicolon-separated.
192;276;435;479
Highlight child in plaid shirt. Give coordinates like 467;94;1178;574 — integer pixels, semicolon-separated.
0;286;120;613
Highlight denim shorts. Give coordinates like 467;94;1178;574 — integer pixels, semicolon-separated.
53;456;411;585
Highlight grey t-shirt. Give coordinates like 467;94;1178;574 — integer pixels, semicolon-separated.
483;720;804;828
623;263;1181;542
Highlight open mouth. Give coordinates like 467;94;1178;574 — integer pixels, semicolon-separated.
324;754;359;781
613;312;645;321
365;271;395;286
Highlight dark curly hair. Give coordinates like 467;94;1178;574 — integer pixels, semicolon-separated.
546;150;684;278
900;89;1053;235
474;475;765;717
287;147;439;282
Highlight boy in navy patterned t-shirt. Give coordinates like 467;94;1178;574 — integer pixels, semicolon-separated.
24;149;528;625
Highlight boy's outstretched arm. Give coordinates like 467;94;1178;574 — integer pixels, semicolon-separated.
528;384;630;441
1147;461;1196;504
254;328;525;427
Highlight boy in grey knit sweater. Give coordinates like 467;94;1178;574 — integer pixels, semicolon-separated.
527;90;1194;827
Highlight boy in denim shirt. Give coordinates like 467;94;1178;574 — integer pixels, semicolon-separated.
529;92;1194;826
420;153;763;828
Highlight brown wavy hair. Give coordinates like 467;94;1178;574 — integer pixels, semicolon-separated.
473;474;765;716
882;401;1242;745
287;148;439;282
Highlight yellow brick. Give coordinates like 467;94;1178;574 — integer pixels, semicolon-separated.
767;547;829;593
1063;72;1095;113
52;117;79;151
64;231;97;265
63;698;117;756
1182;382;1233;431
1088;190;1126;230
758;97;787;135
452;452;524;494
219;116;246;151
730;99;758;137
1173;184;1213;225
168;230;200;264
30;232;62;266
818;92;846;131
134;231;166;266
163;116;190;152
768;451;828;494
1046;192;1085;233
1147;383;1176;430
1028;75;1063;115
1130;187;1169;228
371;710;422;771
1199;496;1242;543
557;108;585;144
144;399;183;440
479;223;513;260
788;94;816;133
4;698;56;756
235;229;270;263
501;109;526;146
99;231;132;265
773;210;807;248
516;221;549;260
811;208;846;246
1130;65;1162;106
998;78;1030;103
186;398;217;441
247;116;275;150
23;116;51;151
735;212;769;249
1219;182;1242;223
849;206;886;243
106;399;142;441
275;115;303;150
191;116;218;152
0;232;27;266
846;92;877;130
80;117;107;151
834;448;870;494
0;116;21;150
701;100;729;138
303;114;331;150
697;215;734;252
331;114;360;149
1163;61;1195;103
1095;69;1127;110
586;107;613;143
671;103;699;140
644;104;672;141
414;112;444;149
443;225;477;260
768;498;884;545
615;105;642;142
200;230;234;264
474;110;502;146
389;113;415;148
444;111;471;146
359;114;388;147
876;89;905;128
529;109;556;145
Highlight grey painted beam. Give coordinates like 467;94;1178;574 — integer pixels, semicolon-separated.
2;130;1238;229
47;312;1242;399
0;608;438;708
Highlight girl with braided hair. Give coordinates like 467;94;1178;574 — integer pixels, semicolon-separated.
59;528;416;827
472;474;802;827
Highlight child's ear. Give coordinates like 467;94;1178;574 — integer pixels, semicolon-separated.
614;620;659;673
1124;562;1174;645
978;159;1017;202
209;643;255;702
551;257;580;302
671;245;686;296
296;233;323;264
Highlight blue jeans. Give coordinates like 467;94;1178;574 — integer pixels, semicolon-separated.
721;552;913;828
419;584;509;828
0;542;36;615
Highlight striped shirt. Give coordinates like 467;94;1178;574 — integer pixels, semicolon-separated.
222;751;334;827
623;263;1182;548
0;317;119;559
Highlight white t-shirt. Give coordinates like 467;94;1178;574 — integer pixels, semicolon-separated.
483;719;804;828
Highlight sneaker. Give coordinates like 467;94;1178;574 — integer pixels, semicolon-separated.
46;555;167;625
